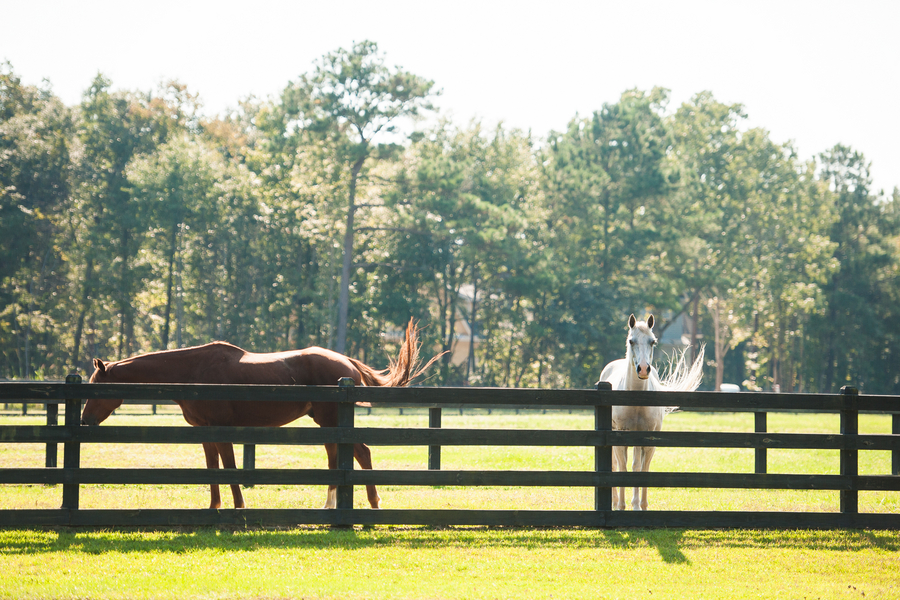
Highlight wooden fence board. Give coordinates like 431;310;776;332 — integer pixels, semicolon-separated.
3;382;899;412
3;425;898;452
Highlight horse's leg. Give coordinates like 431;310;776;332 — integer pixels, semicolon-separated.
612;445;628;510
353;443;381;509
202;442;222;510
638;445;656;511
610;446;618;509
630;446;644;511
312;404;341;509
216;442;245;509
323;443;338;509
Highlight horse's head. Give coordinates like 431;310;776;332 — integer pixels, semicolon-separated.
81;358;124;426
627;313;657;380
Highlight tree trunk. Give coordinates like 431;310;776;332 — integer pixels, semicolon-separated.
175;250;184;348
465;270;478;385
71;257;95;369
689;292;701;364
706;295;726;392
117;227;130;360
335;156;366;354
161;224;178;349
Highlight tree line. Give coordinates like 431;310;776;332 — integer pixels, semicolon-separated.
2;41;899;393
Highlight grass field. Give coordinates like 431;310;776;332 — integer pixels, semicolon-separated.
1;406;898;599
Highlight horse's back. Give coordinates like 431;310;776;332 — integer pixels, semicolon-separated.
599;359;627;389
240;346;361;386
98;341;247;383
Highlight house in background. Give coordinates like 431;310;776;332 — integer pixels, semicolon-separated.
655;310;703;372
383;285;481;369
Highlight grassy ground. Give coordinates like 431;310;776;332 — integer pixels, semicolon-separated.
1;526;898;599
1;407;898;599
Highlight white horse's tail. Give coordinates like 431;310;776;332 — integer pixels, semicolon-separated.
654;344;705;412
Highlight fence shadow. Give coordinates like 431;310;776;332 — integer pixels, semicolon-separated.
1;527;897;557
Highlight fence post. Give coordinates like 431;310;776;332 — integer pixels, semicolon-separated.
595;381;612;512
755;411;767;474
243;443;256;487
61;373;82;510
893;413;900;476
840;386;859;515
428;407;442;470
336;378;355;514
45;399;59;468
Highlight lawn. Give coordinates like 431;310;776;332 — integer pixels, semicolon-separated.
0;406;898;599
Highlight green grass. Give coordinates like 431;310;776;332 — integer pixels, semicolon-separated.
1;407;898;599
1;527;898;599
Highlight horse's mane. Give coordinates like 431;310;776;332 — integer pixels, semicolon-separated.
348;319;443;387
651;344;705;412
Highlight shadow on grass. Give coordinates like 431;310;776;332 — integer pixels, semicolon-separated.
1;527;897;557
602;529;690;564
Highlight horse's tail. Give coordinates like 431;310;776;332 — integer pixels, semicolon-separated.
657;344;705;412
348;318;444;388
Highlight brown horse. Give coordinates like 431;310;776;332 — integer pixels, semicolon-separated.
81;319;439;510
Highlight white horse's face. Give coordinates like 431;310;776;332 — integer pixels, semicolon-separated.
627;314;657;380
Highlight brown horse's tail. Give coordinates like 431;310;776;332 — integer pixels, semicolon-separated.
348;319;443;387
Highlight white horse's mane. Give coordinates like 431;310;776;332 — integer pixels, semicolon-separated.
651;345;705;412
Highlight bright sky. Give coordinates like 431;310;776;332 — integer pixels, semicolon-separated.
3;0;898;195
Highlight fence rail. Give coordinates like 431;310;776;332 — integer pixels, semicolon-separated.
0;379;898;529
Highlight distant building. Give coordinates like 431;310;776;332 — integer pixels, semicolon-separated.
655;311;702;367
383;285;481;368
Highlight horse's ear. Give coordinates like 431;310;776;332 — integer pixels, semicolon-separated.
628;314;636;329
93;358;106;374
647;314;655;329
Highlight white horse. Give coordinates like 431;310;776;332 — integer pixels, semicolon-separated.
598;314;704;510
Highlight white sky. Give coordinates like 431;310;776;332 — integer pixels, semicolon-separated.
3;0;898;195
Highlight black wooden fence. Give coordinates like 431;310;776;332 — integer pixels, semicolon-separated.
0;377;898;529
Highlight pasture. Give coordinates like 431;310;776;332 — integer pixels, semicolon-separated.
1;406;898;599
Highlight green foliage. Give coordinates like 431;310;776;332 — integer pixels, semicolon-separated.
540;88;680;385
0;62;73;378
0;52;898;393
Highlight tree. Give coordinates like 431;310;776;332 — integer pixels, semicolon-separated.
69;75;185;363
126;134;223;349
385;121;540;385
809;145;900;392
0;63;72;377
284;40;436;353
672;93;837;392
540;88;679;385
